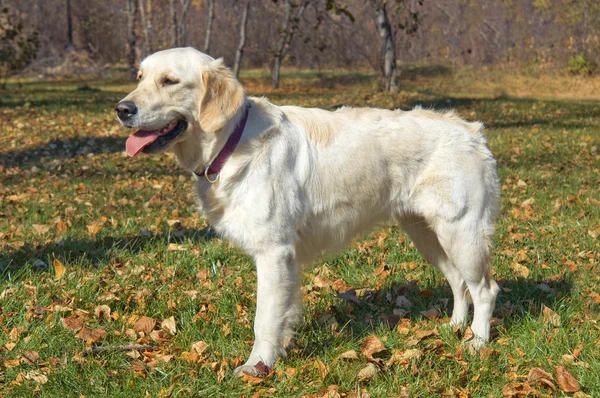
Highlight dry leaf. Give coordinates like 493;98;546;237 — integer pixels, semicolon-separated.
94;305;111;321
161;316;176;335
61;317;84;332
87;222;101;236
357;363;378;382
133;316;156;334
53;258;66;280
25;371;48;384
361;336;386;361
75;328;106;343
420;308;441;320
191;341;209;355
542;305;560;327
32;224;50;235
387;348;423;366
555;366;580;392
337;350;359;361
314;359;329;380
527;367;555;390
240;373;264;384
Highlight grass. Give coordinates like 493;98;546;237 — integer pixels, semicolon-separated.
1;66;599;397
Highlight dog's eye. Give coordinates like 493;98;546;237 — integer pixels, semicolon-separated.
163;78;178;86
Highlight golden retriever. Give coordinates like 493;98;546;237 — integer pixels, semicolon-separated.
116;47;501;376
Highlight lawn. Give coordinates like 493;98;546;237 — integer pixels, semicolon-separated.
1;67;599;397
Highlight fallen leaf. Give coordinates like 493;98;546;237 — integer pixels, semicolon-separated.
25;371;48;384
314;359;329;380
161;316;176;335
337;350;359;361
387;348;423;366
32;224;50;235
527;367;555;390
133;316;156;334
61;317;84;332
190;341;209;355
94;305;111;321
357;363;378;382
75;328;106;343
240;373;264;384
542;305;560;327
361;336;386;361
420;308;441;320
555;366;579;392
53;258;66;280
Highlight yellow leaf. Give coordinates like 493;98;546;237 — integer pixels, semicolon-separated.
314;359;329;380
161;316;177;335
357;363;378;382
337;350;359;361
542;305;560;327
191;341;209;355
53;258;66;280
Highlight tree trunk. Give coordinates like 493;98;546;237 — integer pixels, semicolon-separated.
139;0;153;58
169;0;178;47
272;0;309;89
370;0;399;92
177;0;192;46
126;0;138;79
66;0;74;52
233;0;251;78
203;0;215;54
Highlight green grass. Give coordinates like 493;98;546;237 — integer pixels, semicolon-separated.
1;67;599;397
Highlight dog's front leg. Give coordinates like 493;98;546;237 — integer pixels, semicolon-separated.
234;247;302;376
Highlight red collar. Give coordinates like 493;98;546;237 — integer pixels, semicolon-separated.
195;103;250;182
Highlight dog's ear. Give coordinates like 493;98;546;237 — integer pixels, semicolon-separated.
199;59;245;133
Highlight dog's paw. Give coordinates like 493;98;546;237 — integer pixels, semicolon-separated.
233;361;272;377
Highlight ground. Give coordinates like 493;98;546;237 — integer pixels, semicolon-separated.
0;66;599;397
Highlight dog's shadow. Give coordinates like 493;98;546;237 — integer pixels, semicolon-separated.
293;276;572;359
0;227;219;278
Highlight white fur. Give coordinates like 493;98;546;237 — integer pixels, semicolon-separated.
118;48;501;376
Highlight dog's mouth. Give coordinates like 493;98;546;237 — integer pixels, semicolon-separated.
125;119;188;157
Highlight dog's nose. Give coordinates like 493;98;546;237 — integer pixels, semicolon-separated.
115;101;138;121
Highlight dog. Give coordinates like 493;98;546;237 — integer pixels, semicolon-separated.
116;47;501;376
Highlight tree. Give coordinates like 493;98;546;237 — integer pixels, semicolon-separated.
66;0;74;52
126;0;138;79
369;0;398;92
233;0;251;77
0;7;39;87
272;0;310;89
203;0;215;54
139;0;153;58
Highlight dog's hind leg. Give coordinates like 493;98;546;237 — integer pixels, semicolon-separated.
401;215;470;326
433;217;500;347
233;246;302;376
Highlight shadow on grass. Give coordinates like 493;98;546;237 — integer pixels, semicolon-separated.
296;276;572;359
0;227;218;279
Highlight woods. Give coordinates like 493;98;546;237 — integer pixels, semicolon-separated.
2;0;600;91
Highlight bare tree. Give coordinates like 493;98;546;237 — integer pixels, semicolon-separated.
177;0;192;46
169;0;177;47
203;0;215;54
138;0;153;58
370;0;398;92
126;0;138;78
233;0;251;77
272;0;310;89
65;0;74;52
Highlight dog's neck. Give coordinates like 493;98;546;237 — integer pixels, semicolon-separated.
172;101;249;175
196;103;250;179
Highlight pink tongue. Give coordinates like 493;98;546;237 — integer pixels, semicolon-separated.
126;130;162;157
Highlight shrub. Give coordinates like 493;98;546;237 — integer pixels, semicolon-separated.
0;7;39;86
567;54;598;76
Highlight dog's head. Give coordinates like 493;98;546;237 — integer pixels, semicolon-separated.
116;47;245;163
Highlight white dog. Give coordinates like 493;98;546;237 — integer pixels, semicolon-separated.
116;47;501;376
